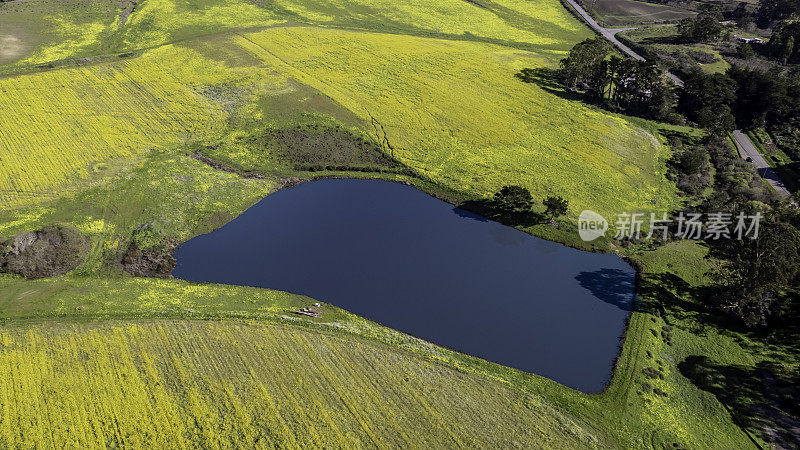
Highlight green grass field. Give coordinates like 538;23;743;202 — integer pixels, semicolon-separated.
0;0;792;446
618;25;732;74
0;0;589;73
0;317;605;448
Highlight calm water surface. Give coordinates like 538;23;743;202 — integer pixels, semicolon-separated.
173;179;635;392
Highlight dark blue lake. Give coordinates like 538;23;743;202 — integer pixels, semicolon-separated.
173;179;635;393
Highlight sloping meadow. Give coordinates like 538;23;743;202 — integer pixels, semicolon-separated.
0;25;678;219
0;318;601;448
1;0;588;69
237;27;679;219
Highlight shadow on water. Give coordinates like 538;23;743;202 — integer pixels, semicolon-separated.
452;207;529;246
575;268;636;311
456;199;544;227
452;207;490;222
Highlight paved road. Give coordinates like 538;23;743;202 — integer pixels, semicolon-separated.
732;130;792;197
562;0;684;86
562;0;797;199
562;0;796;198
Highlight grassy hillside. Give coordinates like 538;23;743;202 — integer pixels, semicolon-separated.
0;49;225;206
0;0;783;447
0;0;588;71
239;27;678;219
0;25;678;219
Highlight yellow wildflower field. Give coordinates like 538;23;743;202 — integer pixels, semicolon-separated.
0;43;287;207
0;319;599;448
0;25;677;218
240;27;679;218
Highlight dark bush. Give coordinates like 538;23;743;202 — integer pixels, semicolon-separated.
0;225;90;279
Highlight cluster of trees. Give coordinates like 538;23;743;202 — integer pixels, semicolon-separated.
696;134;775;208
679;66;800;160
561;34;800;156
672;12;800;327
492;186;568;220
766;21;800;63
561;37;611;89
677;9;728;43
679;71;736;131
714;204;800;327
560;37;672;119
695;135;799;327
666;136;712;197
667;131;797;327
553;33;800;327
677;63;800;328
737;0;800;64
755;0;800;28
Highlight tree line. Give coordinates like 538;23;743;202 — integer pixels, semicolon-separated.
560;37;673;120
549;35;800;328
681;66;800;161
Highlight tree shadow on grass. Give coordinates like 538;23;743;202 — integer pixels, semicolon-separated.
634;270;747;337
515;67;562;89
514;67;584;102
678;355;800;448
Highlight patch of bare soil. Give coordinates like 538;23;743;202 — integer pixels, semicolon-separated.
120;223;179;278
117;0;138;25
0;34;26;63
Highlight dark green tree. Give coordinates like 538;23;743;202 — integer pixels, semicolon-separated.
588;57;673;119
756;0;800;28
560;37;612;89
493;185;533;213
543;195;568;219
782;35;795;64
679;70;736;131
736;42;755;60
766;21;800;62
677;10;725;43
716;210;800;327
